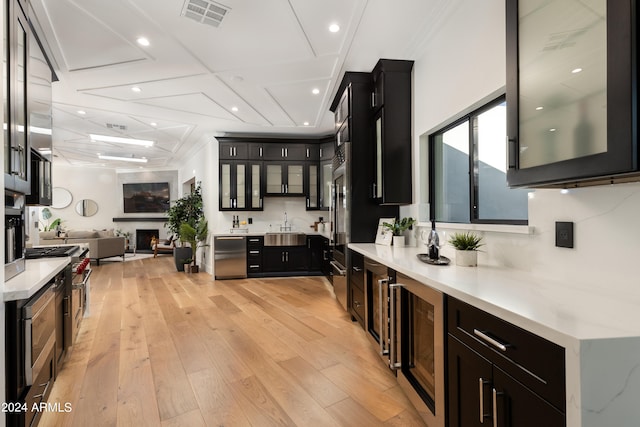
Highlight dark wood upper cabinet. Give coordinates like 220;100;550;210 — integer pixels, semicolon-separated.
371;59;413;205
506;0;637;187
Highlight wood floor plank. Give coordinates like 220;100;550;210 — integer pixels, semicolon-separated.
188;368;252;426
326;397;386;427
277;356;349;408
322;363;408;422
229;375;297;426
160;409;207;427
39;257;425;427
117;279;161;426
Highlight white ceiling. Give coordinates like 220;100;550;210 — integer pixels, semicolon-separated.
28;0;455;169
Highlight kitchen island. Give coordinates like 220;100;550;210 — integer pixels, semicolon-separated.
349;243;640;427
4;258;70;301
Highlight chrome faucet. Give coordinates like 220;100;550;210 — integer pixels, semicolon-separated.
281;211;291;231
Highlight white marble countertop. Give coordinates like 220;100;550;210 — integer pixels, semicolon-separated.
214;229;332;240
4;258;71;301
349;243;640;426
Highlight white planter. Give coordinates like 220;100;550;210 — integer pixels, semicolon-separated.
393;235;405;247
455;250;477;267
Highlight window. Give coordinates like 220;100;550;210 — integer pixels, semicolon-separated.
429;96;528;224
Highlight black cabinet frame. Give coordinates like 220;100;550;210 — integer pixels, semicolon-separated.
506;0;637;187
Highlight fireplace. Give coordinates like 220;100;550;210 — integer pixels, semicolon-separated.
136;229;159;252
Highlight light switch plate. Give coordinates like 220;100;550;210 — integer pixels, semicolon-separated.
555;221;574;248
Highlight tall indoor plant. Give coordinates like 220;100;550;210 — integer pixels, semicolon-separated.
166;183;204;271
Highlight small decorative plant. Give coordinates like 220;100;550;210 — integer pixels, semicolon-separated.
448;232;483;251
382;217;416;236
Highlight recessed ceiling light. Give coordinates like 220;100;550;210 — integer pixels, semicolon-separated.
89;134;154;147
131;86;142;93
231;106;239;112
549;128;557;132
303;122;310;126
536;106;544;111
137;37;150;47
150;122;157;127
78;110;86;115
329;23;340;33
312;88;320;95
571;68;583;74
98;154;148;163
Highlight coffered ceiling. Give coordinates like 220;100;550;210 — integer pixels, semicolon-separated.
28;0;454;169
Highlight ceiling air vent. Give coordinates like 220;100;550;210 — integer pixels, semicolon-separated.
181;0;230;28
106;123;127;131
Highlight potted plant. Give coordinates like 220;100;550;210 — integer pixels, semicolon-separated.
182;258;193;274
382;217;416;247
448;231;483;266
166;183;204;271
179;219;209;273
116;229;132;251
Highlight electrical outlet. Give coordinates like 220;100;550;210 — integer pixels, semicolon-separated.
555;221;574;248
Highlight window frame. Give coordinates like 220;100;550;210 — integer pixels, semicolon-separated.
428;94;528;226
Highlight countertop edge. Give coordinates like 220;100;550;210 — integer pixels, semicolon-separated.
4;258;71;301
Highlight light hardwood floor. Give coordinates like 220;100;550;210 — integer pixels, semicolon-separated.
39;255;427;427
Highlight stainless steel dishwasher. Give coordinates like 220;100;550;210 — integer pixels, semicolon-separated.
214;236;247;279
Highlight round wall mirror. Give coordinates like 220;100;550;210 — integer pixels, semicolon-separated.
75;199;98;217
51;187;73;209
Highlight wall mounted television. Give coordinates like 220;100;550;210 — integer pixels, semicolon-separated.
123;182;170;213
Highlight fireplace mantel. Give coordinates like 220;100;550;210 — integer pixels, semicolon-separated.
113;217;167;222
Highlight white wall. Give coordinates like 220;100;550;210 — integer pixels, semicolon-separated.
46;164;118;232
410;0;640;296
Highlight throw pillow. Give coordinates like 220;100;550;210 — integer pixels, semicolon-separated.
67;230;99;239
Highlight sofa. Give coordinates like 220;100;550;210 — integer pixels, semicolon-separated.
39;230;126;265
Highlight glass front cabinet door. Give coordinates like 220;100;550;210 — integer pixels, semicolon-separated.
219;161;263;211
506;0;636;187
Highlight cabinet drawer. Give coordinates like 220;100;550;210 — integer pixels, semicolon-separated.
247;236;263;247
448;296;565;410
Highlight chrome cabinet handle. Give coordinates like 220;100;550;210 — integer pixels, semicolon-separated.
378;277;389;356
474;329;509;352
493;388;503;427
479;378;490;423
389;282;403;369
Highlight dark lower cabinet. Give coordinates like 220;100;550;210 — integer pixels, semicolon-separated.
348;250;365;326
448;336;564;427
307;235;324;272
447;296;565;427
263;247;308;273
246;236;263;277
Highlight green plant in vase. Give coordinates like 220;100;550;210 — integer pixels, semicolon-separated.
382;217;416;246
448;231;483;266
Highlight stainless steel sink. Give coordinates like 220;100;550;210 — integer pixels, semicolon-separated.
264;232;306;246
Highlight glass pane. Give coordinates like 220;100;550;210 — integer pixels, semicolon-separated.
309;165;318;208
321;162;332;208
236;164;245;208
476;103;529;221
251;164;261;208
518;0;606;168
221;164;231;208
266;164;282;193
408;293;436;403
375;117;383;198
3;0;8;174
14;20;27;179
433;121;470;223
288;164;303;193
